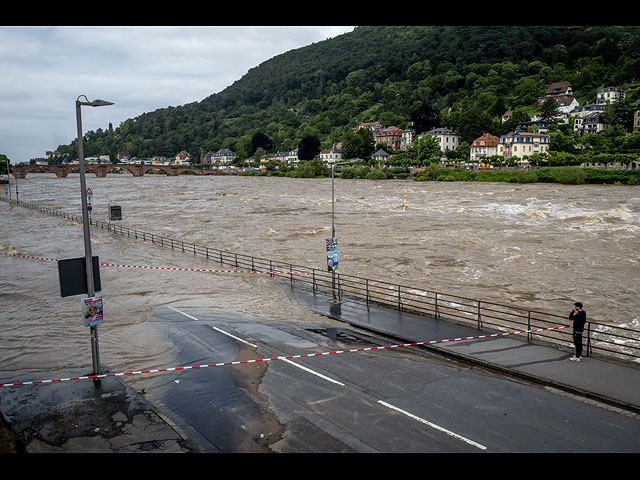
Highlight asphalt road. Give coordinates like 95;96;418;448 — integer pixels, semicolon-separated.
138;304;640;453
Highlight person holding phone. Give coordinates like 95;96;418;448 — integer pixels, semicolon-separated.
569;302;587;361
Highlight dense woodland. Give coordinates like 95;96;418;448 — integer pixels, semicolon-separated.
52;26;640;165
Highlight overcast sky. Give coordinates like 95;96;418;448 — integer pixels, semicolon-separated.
0;26;355;163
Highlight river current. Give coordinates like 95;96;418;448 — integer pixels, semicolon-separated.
1;174;639;375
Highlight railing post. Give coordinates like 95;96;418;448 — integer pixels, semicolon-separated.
366;279;370;305
312;269;316;293
527;310;532;341
434;292;440;320
477;301;482;330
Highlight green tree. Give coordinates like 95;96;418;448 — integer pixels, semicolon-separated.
297;135;321;160
412;135;442;164
288;158;328;178
603;90;635;131
251;132;273;156
342;128;374;159
539;98;561;124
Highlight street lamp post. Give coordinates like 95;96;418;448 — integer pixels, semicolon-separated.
329;159;358;290
75;95;113;381
5;159;11;203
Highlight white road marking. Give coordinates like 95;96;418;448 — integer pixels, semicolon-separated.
168;305;342;385
168;305;257;348
281;358;345;386
168;305;199;321
377;400;487;450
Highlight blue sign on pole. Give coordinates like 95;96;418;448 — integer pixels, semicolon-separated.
326;237;338;272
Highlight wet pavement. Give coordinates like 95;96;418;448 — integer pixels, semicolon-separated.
292;285;640;417
1;283;639;453
0;371;199;453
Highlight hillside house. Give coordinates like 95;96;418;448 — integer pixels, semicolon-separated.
574;112;609;135
498;131;550;159
469;133;499;162
544;81;573;98
212;149;237;166
597;86;624;104
372;149;390;163
401;129;415;151
375;126;404;150
175;150;192;165
418;128;462;154
320;144;343;164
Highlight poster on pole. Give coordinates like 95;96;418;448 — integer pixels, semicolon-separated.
326;237;338;272
82;296;103;328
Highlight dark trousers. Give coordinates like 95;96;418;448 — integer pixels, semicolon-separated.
573;332;583;357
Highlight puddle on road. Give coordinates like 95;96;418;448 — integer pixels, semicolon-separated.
229;346;286;452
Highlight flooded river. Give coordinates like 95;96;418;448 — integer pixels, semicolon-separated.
1;174;639;375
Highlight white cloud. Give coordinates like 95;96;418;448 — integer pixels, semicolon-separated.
0;26;354;162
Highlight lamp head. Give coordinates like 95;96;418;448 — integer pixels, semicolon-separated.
90;99;114;107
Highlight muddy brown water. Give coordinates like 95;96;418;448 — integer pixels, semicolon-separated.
1;173;639;374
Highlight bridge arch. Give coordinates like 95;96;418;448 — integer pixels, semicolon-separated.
12;163;218;178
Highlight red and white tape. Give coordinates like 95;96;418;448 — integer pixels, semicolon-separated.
0;326;568;388
0;252;308;276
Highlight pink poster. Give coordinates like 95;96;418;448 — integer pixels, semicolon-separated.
82;296;103;328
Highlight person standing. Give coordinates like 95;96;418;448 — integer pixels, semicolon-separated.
569;302;587;361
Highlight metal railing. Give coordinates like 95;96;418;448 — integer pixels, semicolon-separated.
7;198;640;364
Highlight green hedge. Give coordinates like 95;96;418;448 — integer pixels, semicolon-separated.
413;167;640;185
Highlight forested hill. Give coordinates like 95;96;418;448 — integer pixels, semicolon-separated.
57;25;640;161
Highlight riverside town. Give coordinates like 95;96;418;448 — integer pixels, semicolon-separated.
8;83;640;185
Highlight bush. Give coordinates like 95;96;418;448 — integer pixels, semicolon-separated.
513;170;538;183
582;168;640;184
366;168;388;180
551;167;585;184
534;166;585;184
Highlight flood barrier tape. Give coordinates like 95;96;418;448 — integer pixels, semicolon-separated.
0;251;569;388
0;252;309;276
0;325;569;388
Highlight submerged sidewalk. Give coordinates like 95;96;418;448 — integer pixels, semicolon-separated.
289;285;640;418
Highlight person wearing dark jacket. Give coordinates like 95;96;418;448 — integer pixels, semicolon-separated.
569;302;587;361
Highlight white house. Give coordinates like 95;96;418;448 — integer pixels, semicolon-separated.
597;86;624;104
418;128;462;154
212;149;237;166
574;112;609;135
320;144;343;164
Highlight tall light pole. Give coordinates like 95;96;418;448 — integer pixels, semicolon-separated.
76;95;113;380
5;158;11;202
329;159;358;290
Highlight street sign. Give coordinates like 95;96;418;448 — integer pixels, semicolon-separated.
109;205;122;221
86;188;93;212
58;256;101;297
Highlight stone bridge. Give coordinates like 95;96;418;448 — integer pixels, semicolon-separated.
11;163;222;179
